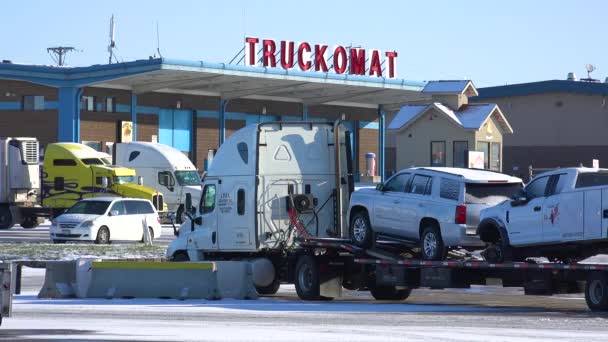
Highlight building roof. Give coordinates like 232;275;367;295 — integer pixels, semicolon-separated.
388;102;513;133
475;80;608;99
0;58;427;109
422;80;478;96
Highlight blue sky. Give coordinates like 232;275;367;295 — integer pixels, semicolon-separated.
1;0;606;87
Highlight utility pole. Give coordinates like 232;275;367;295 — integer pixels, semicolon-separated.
47;47;75;66
108;15;116;64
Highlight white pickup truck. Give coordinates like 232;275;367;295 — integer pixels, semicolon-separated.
479;167;608;262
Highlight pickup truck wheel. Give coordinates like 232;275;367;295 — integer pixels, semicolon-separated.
370;285;411;301
482;228;513;263
420;226;447;261
295;255;321;300
350;211;373;248
0;207;14;230
586;272;608;311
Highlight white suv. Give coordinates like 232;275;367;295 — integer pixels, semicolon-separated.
348;168;522;260
50;197;162;244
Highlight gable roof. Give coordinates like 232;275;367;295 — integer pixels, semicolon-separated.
422;80;479;96
388;102;513;133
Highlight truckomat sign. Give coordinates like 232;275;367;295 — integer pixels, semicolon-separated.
245;37;398;78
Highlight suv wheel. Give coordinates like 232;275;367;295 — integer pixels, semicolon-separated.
420;225;447;261
350;211;373;248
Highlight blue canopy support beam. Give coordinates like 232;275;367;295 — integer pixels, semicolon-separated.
58;87;83;142
302;103;308;121
130;92;137;141
219;99;227;145
378;105;386;182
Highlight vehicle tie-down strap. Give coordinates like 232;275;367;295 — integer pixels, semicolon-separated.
288;207;311;239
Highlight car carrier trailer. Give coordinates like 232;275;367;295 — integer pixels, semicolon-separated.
288;235;608;312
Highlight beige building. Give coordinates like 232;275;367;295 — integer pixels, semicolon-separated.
472;78;608;180
388;81;513;173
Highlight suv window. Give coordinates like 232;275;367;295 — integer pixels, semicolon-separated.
110;201;127;215
440;178;460;201
200;184;216;214
465;182;522;204
526;176;550;199
410;175;432;195
383;173;409;192
575;172;608;188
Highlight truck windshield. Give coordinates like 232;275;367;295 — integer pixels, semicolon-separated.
465;182;522;205
174;171;201;186
113;176;136;185
66;201;111;215
81;158;105;165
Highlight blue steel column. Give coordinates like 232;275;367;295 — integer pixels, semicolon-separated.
219;99;227;145
378;105;385;182
130;93;137;141
302;103;308;121
58;87;83;142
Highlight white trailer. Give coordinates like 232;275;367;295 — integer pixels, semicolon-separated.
0;137;46;229
113;142;202;223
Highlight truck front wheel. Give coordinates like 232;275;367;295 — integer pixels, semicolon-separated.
586;272;608;311
0;207;14;230
20;217;39;229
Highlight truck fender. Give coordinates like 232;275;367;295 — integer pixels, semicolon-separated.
477;217;509;244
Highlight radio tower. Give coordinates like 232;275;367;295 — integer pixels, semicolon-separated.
47;47;75;66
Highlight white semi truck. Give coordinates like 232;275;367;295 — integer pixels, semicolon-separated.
167;121;608;311
0;137;46;229
113;142;202;223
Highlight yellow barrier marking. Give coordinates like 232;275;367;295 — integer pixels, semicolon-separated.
92;261;215;270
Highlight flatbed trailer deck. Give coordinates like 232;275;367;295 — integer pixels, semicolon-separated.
291;237;608;311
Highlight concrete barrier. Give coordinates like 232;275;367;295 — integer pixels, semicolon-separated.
214;261;258;299
38;261;77;298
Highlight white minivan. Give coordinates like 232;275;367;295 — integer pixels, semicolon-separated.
49;197;162;244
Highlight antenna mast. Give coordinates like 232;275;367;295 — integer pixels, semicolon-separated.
47;47;75;66
108;15;116;64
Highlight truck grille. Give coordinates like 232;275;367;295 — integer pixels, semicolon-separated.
21;141;39;164
153;194;164;211
59;222;78;229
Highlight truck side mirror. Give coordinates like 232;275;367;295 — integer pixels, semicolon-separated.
511;189;529;206
101;177;109;189
137;176;143;186
185;193;192;213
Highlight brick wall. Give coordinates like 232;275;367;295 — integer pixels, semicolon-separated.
358;128;378;176
136;114;159;142
195;118;245;170
0;110;57;146
80;112;131;144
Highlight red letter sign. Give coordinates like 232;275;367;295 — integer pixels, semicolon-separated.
262;39;277;67
280;41;294;69
314;44;329;72
385;51;397;78
298;42;312;71
333;46;347;74
349;48;365;75
369;50;382;77
245;37;259;66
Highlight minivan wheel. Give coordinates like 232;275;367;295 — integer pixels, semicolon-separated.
350;211;373;248
420;226;447;261
95;226;110;244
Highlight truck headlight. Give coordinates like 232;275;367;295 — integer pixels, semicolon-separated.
81;220;95;228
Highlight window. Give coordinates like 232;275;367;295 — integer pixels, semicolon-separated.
431;141;446;167
82;141;102;152
110;201;127;215
548;174;568;195
125;201;139;215
66;200;111;215
575;172;608;188
383;173;410;192
128;151;140;162
477;142;490;169
465;183;522;205
23;96;44;111
237;189;245;215
453;141;468;168
410;175;432;195
174;171;200;186
200;184;216;214
81;158;104;165
526;176;550;199
135;201;155;214
237;142;248;164
440;178;460;201
52;159;77;166
81;96;95;112
105;97;115;113
490;143;500;171
158;171;175;187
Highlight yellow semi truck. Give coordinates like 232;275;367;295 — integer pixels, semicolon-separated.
42;143;165;216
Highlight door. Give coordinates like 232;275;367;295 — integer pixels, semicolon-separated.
159;109;192;155
197;181;219;249
108;200;130;240
542;173;575;243
372;173;409;235
507;175;550;246
401;174;433;240
218;183;254;250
